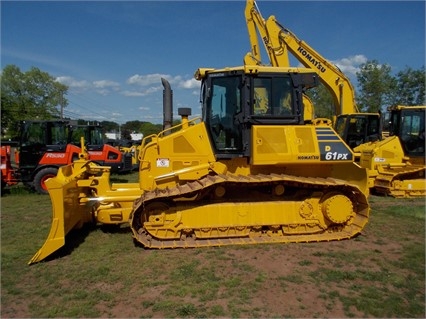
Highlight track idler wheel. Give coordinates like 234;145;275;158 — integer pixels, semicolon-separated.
321;192;354;224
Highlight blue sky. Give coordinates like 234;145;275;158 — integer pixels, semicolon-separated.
2;0;425;125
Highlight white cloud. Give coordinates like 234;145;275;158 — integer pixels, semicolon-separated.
125;73;198;98
93;80;120;89
332;54;368;76
92;80;120;96
178;78;200;89
57;76;121;96
122;90;145;97
127;73;170;86
143;86;162;95
127;73;198;90
122;86;162;97
56;76;90;89
57;73;198;109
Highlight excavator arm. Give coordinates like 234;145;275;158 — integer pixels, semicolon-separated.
244;0;289;67
266;16;359;115
265;18;359;115
245;0;357;115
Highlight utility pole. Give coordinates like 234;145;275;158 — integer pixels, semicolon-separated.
60;93;64;119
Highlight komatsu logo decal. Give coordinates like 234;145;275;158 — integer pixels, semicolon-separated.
297;46;326;73
298;155;319;160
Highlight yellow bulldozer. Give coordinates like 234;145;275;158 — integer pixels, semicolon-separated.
29;65;370;264
355;105;425;197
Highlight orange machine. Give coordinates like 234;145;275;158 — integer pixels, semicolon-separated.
1;120;81;194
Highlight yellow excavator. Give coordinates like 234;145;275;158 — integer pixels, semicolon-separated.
244;0;425;197
29;64;370;264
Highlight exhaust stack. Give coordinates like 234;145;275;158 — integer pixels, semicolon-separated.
161;78;173;135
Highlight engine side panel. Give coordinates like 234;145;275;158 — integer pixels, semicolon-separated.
251;126;353;165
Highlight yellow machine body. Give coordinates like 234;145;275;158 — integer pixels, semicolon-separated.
120;144;141;170
354;106;426;198
30;65;371;264
131;118;369;249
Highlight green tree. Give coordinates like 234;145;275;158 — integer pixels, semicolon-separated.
393;66;425;105
305;83;334;119
122;120;144;133
140;122;162;136
355;60;396;112
1;65;68;138
100;121;119;133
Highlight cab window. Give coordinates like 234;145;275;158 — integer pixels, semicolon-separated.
206;76;242;151
253;76;293;116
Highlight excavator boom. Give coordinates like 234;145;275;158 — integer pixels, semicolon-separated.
244;0;289;67
245;0;357;115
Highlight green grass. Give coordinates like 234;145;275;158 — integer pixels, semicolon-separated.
1;175;425;318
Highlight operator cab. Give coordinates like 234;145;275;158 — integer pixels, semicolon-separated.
334;114;382;149
69;124;105;151
19;120;70;168
389;106;425;158
199;67;319;159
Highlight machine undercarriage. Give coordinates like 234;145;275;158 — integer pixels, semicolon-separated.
131;173;369;248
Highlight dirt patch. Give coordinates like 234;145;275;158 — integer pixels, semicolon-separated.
1;195;424;318
91;230;419;318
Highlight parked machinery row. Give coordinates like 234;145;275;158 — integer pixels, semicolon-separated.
1;120;132;194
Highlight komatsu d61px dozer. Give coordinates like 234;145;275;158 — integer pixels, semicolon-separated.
29;67;370;264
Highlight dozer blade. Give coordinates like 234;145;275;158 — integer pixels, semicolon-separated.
28;162;96;265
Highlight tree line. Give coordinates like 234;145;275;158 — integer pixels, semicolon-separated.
1;62;425;139
0;65;169;139
307;60;425;118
